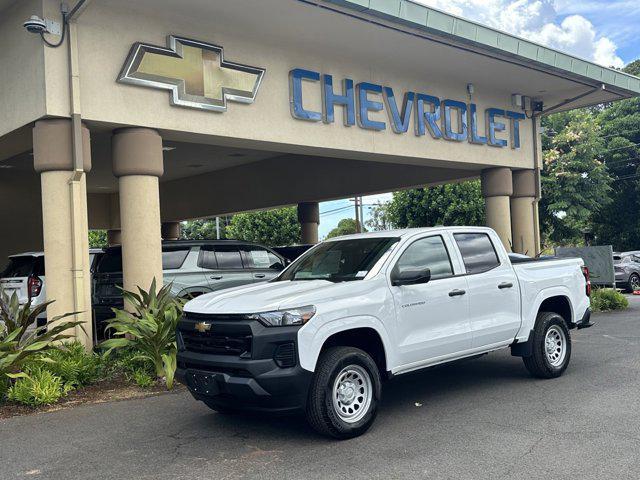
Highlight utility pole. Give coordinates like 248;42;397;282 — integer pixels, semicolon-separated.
215;217;220;239
353;196;362;233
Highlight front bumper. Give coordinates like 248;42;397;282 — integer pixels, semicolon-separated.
176;314;313;414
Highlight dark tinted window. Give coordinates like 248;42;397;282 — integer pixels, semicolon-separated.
96;251;123;273
396;236;453;280
162;248;189;270
1;256;38;278
278;237;399;282
454;233;500;274
198;247;217;270
245;246;284;270
215;246;244;269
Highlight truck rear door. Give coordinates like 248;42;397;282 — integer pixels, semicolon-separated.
452;232;521;348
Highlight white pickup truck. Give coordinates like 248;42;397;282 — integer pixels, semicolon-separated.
176;227;592;439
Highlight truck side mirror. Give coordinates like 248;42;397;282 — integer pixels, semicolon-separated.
391;267;431;286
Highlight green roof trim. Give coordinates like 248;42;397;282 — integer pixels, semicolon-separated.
322;0;640;96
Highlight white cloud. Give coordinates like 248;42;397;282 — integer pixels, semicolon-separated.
414;0;624;67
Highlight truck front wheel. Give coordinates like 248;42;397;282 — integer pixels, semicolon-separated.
306;346;381;439
523;311;572;379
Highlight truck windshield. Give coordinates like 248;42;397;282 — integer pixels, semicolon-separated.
277;237;399;282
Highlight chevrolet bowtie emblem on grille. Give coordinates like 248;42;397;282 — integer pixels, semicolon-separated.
194;321;212;333
118;36;265;112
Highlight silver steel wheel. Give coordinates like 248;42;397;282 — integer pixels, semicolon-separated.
332;365;372;424
630;275;640;291
544;325;567;367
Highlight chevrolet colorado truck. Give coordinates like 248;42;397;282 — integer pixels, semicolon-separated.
176;227;592;439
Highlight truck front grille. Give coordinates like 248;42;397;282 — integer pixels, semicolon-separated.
180;331;252;356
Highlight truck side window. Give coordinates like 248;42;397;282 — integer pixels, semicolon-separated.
453;233;500;274
395;236;453;280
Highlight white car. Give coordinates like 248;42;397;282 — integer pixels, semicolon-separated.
0;249;103;326
176;227;592;438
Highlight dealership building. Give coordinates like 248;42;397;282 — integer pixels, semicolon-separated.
1;0;639;346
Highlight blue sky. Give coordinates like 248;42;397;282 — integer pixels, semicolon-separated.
318;0;640;238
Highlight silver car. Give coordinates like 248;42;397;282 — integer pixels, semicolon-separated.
614;251;640;292
92;240;286;339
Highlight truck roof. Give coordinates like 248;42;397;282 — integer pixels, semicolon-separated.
325;226;496;241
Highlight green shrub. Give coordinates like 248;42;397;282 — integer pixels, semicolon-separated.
7;367;72;406
99;279;183;389
591;288;629;312
0;289;83;384
129;369;154;388
40;341;103;389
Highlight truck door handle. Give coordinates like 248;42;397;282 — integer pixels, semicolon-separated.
448;289;466;297
498;282;513;289
254;273;266;278
210;275;223;280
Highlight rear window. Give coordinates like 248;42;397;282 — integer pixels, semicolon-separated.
453;233;500;274
1;256;44;277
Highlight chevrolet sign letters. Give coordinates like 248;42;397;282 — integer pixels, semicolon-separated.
289;68;526;148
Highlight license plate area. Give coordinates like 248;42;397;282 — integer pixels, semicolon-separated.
186;370;220;395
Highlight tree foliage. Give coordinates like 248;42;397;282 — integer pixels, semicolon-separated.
88;230;107;248
326;218;366;238
225;207;300;246
367;181;484;231
180;218;230;240
539;111;612;245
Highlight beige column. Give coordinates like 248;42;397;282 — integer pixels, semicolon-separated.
161;222;181;240
511;169;539;256
298;202;319;244
107;229;122;246
33;119;92;349
481;167;513;251
112;128;163;296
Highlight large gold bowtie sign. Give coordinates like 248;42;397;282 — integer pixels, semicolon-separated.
118;36;265;112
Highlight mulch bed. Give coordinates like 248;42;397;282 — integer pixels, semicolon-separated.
0;377;186;420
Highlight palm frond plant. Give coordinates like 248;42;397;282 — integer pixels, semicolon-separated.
0;289;84;390
99;279;183;389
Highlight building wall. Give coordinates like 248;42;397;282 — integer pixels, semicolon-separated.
0;0;47;139
0;173;44;261
51;0;534;171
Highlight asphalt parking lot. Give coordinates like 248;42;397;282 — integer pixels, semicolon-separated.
2;297;639;480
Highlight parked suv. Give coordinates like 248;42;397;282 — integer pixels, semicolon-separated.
0;249;104;326
92;240;286;339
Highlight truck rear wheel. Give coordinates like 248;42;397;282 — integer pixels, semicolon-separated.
306;346;381;439
523;311;571;379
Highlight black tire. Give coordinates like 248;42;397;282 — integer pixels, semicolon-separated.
626;273;640;293
306;346;381;439
203;400;238;414
523;311;572;379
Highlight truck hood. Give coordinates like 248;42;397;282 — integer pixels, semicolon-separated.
184;279;351;314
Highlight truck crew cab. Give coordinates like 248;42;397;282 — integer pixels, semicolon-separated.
176;227;592;439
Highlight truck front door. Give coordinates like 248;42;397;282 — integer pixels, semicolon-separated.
390;234;472;368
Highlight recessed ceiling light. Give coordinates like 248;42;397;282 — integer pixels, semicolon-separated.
0;165;14;169
162;146;176;152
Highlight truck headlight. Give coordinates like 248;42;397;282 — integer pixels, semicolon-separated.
249;306;316;327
